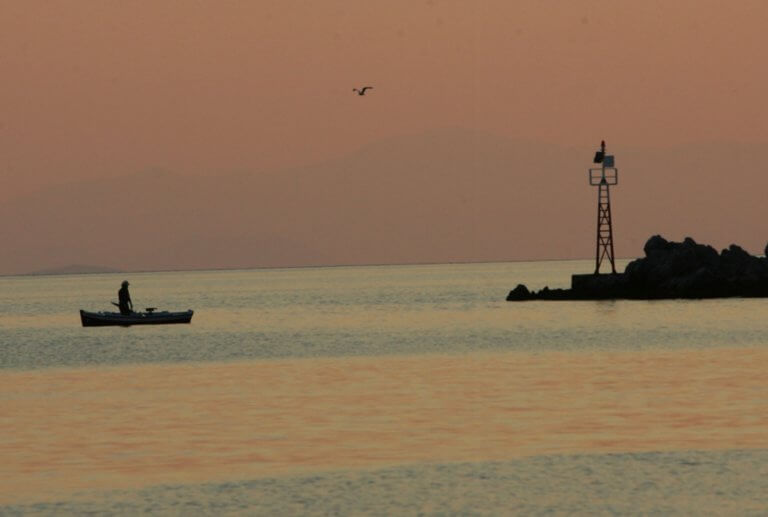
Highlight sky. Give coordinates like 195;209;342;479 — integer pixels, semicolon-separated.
1;1;768;273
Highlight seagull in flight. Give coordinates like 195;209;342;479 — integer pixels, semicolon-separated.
353;86;373;96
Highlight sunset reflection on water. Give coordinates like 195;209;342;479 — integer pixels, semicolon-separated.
2;346;766;504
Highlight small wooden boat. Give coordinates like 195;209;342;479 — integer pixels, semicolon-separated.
80;308;194;327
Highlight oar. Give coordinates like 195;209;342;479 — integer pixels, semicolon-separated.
112;301;136;313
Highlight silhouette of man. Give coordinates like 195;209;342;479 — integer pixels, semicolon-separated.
118;280;133;315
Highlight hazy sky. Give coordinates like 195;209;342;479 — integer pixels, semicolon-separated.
2;1;768;272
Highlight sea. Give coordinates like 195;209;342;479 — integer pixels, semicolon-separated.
1;260;767;515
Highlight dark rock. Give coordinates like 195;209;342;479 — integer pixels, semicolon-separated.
507;235;768;301
665;266;720;298
643;234;671;256
506;283;532;301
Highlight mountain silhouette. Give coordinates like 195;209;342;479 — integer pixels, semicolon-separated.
2;129;766;274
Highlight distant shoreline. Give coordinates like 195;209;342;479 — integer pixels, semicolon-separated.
2;257;637;279
20;265;124;277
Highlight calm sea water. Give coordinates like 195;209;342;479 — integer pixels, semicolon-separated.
1;261;767;515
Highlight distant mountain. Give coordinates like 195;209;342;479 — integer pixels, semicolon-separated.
25;264;123;276
1;129;767;275
0;129;586;274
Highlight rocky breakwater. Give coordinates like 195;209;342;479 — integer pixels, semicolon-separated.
507;235;768;301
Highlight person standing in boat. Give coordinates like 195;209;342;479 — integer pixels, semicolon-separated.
118;280;133;315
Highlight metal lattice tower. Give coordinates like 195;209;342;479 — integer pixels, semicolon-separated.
589;141;619;274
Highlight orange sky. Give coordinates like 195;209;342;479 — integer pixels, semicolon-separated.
1;1;768;273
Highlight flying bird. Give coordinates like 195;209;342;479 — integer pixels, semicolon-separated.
353;86;373;96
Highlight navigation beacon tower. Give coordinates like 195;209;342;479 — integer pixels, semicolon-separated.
589;140;618;274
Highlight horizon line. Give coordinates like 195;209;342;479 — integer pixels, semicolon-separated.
1;256;640;279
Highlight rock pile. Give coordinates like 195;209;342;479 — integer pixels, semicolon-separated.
507;235;768;301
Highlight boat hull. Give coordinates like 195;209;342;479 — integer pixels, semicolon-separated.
80;310;194;327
